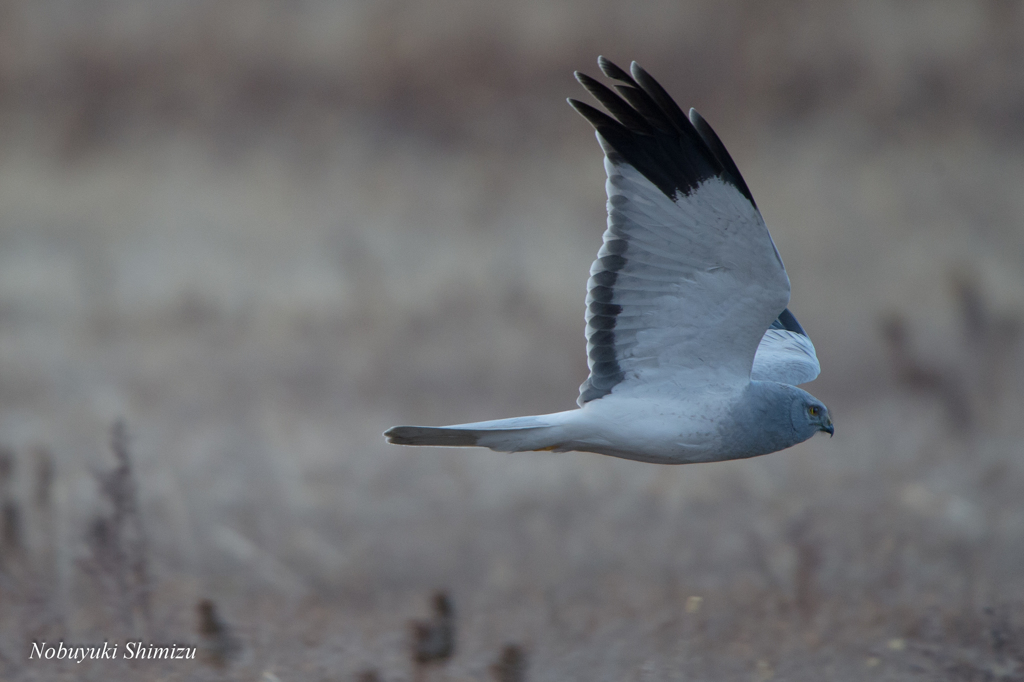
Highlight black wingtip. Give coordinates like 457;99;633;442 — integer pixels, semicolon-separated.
574;70;655;134
574;70;599;90
687;107;757;208
598;56;632;83
566;97;589;116
629;62;693;133
572;57;758;208
628;61;658;92
567;97;618;130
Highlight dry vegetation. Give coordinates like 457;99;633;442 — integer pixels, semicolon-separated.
0;1;1023;680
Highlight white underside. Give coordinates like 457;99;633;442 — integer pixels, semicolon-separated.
453;383;751;465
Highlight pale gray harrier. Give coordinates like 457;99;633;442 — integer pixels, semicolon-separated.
385;58;832;464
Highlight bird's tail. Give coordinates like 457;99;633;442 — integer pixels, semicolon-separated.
384;413;575;453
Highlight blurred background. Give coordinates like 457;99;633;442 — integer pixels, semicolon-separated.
0;0;1023;680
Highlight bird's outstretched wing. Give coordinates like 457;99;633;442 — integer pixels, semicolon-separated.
569;58;793;405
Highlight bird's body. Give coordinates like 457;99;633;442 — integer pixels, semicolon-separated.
389;380;821;465
385;58;833;464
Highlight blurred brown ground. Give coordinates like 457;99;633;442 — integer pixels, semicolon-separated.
0;1;1023;680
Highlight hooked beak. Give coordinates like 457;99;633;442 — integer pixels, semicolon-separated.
821;417;834;437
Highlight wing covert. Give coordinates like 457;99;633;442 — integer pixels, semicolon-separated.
752;309;821;385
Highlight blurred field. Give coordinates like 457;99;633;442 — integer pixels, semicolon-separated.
0;1;1023;680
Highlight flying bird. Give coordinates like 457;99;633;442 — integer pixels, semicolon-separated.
384;57;832;464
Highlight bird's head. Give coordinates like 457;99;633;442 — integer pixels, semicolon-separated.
790;393;833;439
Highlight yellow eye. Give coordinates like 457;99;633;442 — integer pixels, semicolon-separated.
808;406;819;418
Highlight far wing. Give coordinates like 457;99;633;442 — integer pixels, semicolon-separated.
569;58;791;405
752;309;821;385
